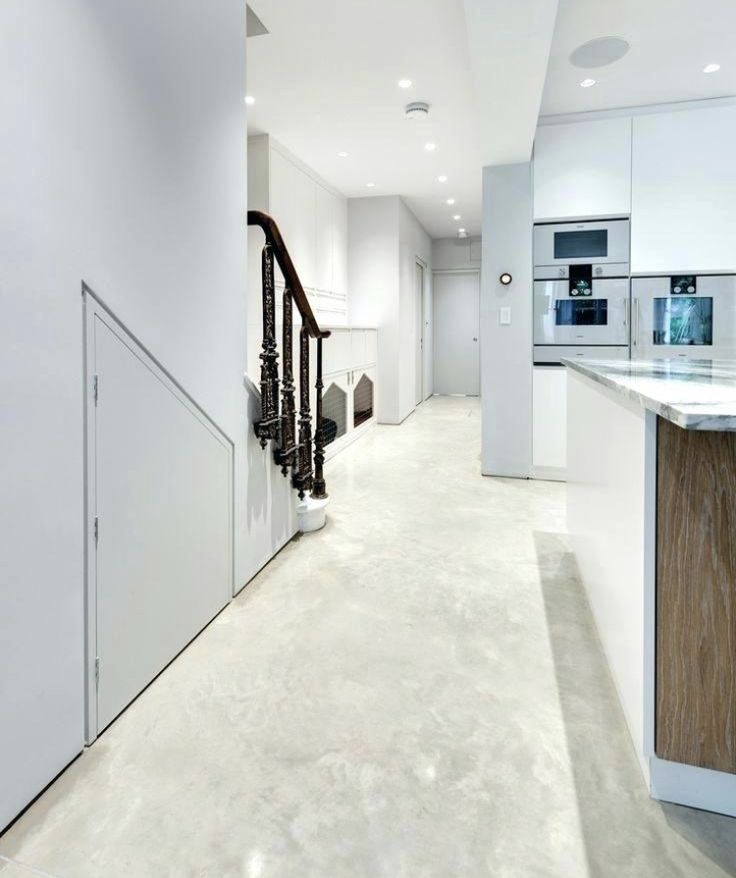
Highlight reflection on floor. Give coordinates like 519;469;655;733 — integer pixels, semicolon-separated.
1;396;735;878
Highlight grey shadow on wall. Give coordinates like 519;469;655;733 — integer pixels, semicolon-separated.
533;530;736;878
243;373;293;551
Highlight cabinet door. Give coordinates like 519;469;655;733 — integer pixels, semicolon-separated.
631;106;736;274
269;149;316;289
534;118;632;221
315;184;334;293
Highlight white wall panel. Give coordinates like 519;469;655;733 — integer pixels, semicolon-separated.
534;118;632;220
0;0;247;831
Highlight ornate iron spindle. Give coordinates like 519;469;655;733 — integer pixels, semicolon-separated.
255;243;280;448
293;325;314;500
276;289;297;476
311;337;327;499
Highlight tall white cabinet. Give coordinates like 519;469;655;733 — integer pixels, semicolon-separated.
631;105;736;274
533;117;632;221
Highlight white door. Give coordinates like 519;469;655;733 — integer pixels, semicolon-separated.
91;310;232;733
415;262;425;405
433;272;480;396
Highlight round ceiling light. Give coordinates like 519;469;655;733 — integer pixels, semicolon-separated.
446;198;455;205
453;214;461;221
337;151;348;157
437;175;448;183
703;63;721;73
366;182;375;188
245;95;255;105
570;37;630;69
580;78;597;88
398;78;413;89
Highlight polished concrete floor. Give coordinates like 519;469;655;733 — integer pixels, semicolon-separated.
2;396;736;877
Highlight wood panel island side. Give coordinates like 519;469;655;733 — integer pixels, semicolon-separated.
565;357;736;816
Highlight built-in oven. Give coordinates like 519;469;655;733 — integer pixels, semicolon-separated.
533;219;630;364
631;274;736;360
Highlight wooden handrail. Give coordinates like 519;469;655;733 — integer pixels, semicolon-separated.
248;210;331;340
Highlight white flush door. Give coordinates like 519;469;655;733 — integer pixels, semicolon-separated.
433;272;480;396
92;311;232;733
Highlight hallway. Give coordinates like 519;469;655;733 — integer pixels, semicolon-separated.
1;397;735;877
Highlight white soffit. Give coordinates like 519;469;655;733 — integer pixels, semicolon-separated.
463;0;560;166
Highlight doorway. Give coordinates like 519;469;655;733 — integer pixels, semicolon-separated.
432;271;480;396
415;261;425;406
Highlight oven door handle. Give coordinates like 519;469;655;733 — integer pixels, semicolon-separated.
632;297;639;347
624;296;629;330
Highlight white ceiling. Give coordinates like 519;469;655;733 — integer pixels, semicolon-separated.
247;0;736;239
246;0;483;238
541;0;736;117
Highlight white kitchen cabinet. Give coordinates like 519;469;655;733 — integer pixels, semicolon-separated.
269;148;317;290
534;118;632;221
532;366;567;480
631;105;736;274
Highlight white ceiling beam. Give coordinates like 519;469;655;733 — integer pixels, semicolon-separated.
463;0;559;166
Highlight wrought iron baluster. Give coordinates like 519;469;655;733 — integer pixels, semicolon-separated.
294;325;314;500
311;337;327;499
255;242;280;447
276;289;297;476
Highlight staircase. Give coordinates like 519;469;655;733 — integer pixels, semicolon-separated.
248;211;330;524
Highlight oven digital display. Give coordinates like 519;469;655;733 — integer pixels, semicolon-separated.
554;229;608;259
653;297;712;346
556;299;608;327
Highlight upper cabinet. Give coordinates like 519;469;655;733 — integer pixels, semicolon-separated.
249;136;349;316
533;118;632;221
631;106;736;274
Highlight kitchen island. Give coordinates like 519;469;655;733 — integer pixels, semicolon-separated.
564;358;736;817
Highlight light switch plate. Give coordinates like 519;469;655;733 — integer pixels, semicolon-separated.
499;306;511;325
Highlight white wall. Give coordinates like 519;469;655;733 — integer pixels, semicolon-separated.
348;197;401;422
399;201;433;413
348;197;432;424
533;118;632;221
0;0;249;829
247;134;349;365
432;236;482;272
481;164;533;477
631;104;736;274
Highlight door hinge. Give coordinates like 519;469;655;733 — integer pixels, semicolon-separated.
94;516;99;546
95;657;100;687
93;374;99;406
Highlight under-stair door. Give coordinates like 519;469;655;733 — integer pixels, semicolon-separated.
87;295;233;736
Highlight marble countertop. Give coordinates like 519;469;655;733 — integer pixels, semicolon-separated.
562;358;736;430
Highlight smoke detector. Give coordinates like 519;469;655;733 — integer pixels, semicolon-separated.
405;101;430;120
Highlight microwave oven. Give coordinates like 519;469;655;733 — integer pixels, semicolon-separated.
534;219;630;276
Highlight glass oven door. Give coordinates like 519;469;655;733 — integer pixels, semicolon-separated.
534;278;629;346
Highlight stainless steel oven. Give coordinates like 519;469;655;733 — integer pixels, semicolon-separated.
533;219;630;364
631;274;736;360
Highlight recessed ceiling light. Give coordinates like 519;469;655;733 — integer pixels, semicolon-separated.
245;95;255;105
398;78;413;89
580;78;596;88
446;198;456;205
424;142;437;152
703;63;721;74
366;182;375;188
337;151;349;157
437;175;448;183
453;214;461;221
458;228;466;233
